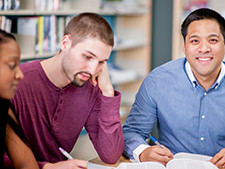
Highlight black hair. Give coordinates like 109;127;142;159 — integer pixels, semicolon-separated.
0;29;16;43
181;8;225;42
0;29;27;168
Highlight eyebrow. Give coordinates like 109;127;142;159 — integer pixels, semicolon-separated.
85;50;109;62
188;34;220;39
9;55;19;60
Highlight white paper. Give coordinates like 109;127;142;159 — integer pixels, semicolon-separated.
167;158;217;169
88;162;113;169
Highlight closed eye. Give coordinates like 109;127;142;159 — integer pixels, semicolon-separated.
8;62;17;70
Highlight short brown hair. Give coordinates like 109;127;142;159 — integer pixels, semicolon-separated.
64;12;114;47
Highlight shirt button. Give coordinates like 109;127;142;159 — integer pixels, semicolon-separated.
54;116;58;121
204;93;207;96
202;115;205;119
200;137;204;141
60;100;62;104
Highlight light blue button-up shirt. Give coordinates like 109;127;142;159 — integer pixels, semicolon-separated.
123;57;225;159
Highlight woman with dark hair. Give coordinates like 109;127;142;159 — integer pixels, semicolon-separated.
0;29;39;169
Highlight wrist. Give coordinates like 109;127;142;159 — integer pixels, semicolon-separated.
102;86;114;97
42;162;53;169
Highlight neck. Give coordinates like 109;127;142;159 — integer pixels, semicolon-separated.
41;53;70;89
195;71;220;91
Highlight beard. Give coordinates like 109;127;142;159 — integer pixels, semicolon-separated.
71;71;92;87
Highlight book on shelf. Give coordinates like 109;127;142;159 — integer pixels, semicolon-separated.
0;16;12;32
0;0;3;10
88;152;217;169
17;16;59;57
1;0;19;10
35;0;62;11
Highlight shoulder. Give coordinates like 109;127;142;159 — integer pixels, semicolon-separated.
142;57;187;86
152;57;186;75
17;60;44;88
20;60;41;74
147;58;186;78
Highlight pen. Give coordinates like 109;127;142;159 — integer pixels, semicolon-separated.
59;147;73;160
150;135;164;149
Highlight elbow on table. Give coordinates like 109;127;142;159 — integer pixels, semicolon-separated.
100;144;124;164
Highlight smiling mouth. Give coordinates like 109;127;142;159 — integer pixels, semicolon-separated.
196;56;213;62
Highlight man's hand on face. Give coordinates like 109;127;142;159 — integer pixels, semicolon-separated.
90;62;114;97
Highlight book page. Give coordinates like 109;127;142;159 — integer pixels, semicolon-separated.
88;162;114;169
167;158;217;169
116;162;165;169
174;152;212;161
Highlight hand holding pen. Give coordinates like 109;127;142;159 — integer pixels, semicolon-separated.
57;147;88;169
139;135;173;166
150;135;164;149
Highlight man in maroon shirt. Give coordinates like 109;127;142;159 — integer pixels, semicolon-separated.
8;13;124;169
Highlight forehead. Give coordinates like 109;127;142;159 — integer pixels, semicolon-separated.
73;37;112;59
0;40;20;60
187;19;221;35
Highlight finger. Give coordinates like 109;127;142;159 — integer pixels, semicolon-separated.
154;145;173;158
152;146;173;163
211;152;223;165
72;159;88;169
214;157;225;168
90;76;97;86
161;145;174;158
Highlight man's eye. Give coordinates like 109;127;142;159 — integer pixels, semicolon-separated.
209;39;218;43
191;39;199;44
84;55;91;59
99;61;105;65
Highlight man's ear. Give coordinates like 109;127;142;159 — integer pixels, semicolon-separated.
60;35;72;51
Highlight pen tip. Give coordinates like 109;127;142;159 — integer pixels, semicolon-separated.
150;135;157;142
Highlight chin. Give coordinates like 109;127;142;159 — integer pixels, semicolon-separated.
0;93;13;100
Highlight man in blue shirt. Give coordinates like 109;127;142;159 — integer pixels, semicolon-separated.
123;8;225;168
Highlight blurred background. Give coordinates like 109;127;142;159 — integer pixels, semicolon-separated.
1;0;224;161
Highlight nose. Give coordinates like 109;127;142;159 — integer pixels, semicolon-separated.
15;67;24;80
198;41;211;53
87;61;99;75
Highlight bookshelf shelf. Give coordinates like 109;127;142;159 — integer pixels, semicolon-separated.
0;8;149;16
20;41;147;60
113;41;147;51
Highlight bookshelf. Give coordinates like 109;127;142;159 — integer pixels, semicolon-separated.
0;0;152;114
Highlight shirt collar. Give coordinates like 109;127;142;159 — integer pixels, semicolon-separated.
185;61;225;89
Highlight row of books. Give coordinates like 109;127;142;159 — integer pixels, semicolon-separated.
17;16;72;55
0;0;66;11
35;0;64;11
0;0;20;10
0;16;12;32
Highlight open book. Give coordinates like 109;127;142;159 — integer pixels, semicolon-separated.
88;152;216;169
